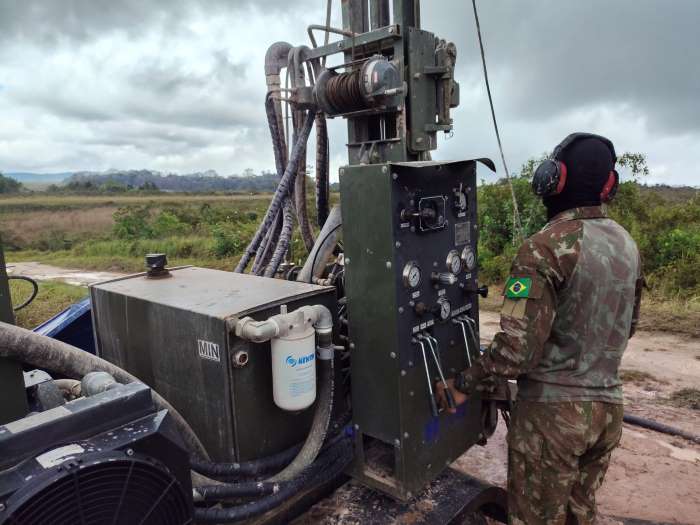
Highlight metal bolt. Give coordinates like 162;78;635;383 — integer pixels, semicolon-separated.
395;241;401;248
433;261;438;268
398;306;404;314
408;361;414;367
401;370;407;376
404;432;410;439
388;26;395;34
416;137;424;144
392;172;398;180
409;390;415;397
382;166;388;173
408;300;415;307
349;342;356;350
345;257;350;264
386;261;392;269
354;424;360;431
0;504;5;512
413;73;421;79
390;352;397;359
410;226;416;233
394;439;401;447
126;448;134;456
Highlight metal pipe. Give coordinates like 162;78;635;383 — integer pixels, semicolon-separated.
235;304;333;345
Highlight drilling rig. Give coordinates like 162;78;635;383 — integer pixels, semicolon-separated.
0;1;508;523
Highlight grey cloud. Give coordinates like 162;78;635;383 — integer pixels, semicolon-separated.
426;1;700;136
0;0;316;46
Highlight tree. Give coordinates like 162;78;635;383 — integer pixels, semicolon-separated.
0;173;23;194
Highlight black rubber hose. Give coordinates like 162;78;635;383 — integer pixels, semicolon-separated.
235;110;315;273
264;197;295;277
8;276;39;311
293;110;316;253
191;443;303;481
193;437;352;522
0;322;209;460
315;113;330;227
624;413;700;444
252;210;282;275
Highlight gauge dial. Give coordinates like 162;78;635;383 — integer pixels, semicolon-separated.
446;250;462;275
402;261;422;288
461;246;476;272
437;297;452;321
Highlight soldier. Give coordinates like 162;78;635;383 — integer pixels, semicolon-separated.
437;133;644;524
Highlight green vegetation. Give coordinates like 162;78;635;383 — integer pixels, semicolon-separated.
9;279;87;329
1;156;698;334
0;173;24;194
477;154;700;301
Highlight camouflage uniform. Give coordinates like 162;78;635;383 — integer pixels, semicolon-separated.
460;206;642;524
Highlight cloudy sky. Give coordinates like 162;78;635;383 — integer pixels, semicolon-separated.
0;0;698;185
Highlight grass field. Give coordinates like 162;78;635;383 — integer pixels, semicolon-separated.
2;191;699;336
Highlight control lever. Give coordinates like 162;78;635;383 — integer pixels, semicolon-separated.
461;315;481;355
463;284;489;298
452;318;473;368
414;338;439;417
421;334;455;410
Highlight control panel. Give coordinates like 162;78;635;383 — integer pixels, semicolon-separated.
340;159;491;500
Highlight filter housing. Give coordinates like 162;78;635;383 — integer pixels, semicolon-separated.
90;267;337;462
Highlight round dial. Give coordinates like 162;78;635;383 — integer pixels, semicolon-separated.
461;246;476;272
402;261;422;288
446;250;462;275
437;297;452;321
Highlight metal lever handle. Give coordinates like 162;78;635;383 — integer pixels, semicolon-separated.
423;335;455;410
453;318;473;368
414;338;439;418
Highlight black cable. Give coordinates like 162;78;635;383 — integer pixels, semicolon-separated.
8;276;39;311
471;0;523;240
308;223;342;284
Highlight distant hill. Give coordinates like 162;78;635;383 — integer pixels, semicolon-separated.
5;172;73;184
65;169;282;192
639;184;698;203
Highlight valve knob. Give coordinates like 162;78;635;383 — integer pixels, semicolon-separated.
431;272;458;286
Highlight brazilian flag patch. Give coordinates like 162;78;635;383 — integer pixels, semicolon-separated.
505;277;532;299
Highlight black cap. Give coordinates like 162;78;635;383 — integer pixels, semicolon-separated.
145;253;168;277
544;136;615;219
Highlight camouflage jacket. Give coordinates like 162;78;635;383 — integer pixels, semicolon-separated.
475;206;643;403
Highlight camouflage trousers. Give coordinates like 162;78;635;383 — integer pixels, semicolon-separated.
507;400;623;525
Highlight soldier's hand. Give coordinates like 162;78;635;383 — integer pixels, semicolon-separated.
435;379;469;414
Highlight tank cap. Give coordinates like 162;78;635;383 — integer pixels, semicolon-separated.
145;253;170;278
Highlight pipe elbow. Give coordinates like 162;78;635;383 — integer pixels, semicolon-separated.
265;41;293;76
235;317;280;343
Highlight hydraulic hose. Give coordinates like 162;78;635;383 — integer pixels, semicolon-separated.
192;434;349;503
624;413;700;444
0;322;209;460
292;110;316;253
315;113;330;227
264;197;295;277
235;110;315;273
252;210;282;275
297;205;342;284
191;443;303;481
193;437;352;523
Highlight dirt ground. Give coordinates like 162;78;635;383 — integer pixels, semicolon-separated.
10;262;700;523
454;311;700;525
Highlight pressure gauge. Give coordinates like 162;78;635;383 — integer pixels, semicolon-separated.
446;250;462;275
436;297;452;321
402;261;422;288
461;246;476;272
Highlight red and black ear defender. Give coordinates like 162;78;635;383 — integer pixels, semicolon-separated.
532;132;619;202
